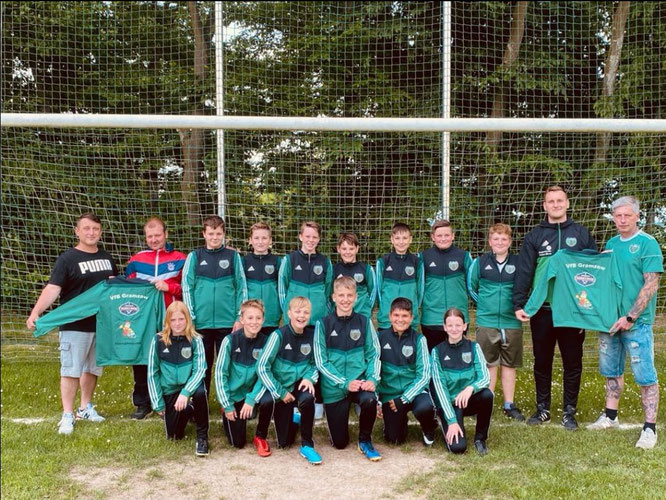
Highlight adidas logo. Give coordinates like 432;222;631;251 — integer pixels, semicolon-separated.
235;347;241;353
248;266;255;271
330;330;338;337
383;343;391;349
542;240;549;247
444;355;450;360
285;344;292;350
429;262;436;267
386;266;393;271
337;273;344;278
163;348;170;353
485;264;493;270
295;265;303;271
200;260;208;266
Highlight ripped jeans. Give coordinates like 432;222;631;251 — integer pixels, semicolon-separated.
598;323;658;386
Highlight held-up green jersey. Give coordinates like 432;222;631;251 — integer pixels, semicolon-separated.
524;250;623;332
34;277;165;365
606;231;663;326
147;333;206;412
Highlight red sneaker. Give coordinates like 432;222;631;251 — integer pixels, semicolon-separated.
253;436;271;457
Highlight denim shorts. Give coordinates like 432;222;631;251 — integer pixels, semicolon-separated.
598;323;657;386
59;330;103;378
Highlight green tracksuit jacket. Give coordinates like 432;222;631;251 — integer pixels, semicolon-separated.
182;246;247;329
431;338;490;425
376;327;430;404
376;252;424;329
314;311;381;404
332;261;377;318
147;333;206;412
279;250;333;325
243;252;282;327
34;277;165;365
214;329;267;412
421;245;472;325
256;324;319;400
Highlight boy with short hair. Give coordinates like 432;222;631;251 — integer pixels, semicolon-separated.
243;222;282;335
377;298;436;446
333;232;376;319
421;220;472;350
314;276;382;461
376;222;424;330
256;297;322;464
279;221;333;326
215;300;274;456
182;215;247;396
468;223;525;421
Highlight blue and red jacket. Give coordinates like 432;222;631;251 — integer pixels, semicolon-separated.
125;243;187;307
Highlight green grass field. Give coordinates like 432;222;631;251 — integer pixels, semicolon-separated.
2;357;665;499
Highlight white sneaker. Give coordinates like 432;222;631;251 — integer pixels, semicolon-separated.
586;412;619;430
58;413;75;435
314;403;324;420
76;403;106;422
635;428;657;449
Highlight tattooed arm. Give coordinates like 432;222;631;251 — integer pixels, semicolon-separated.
609;272;660;334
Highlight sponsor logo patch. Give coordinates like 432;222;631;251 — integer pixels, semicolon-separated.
265;265;275;274
167;262;175;271
119;302;139;316
401;345;414;357
181;347;192;359
574;272;596;287
300;343;312;356
405;266;415;276
220;259;230;269
505;264;516;274
353;273;364;283
448;261;459;271
350;329;361;341
313;265;323;276
566;237;577;247
462;352;472;364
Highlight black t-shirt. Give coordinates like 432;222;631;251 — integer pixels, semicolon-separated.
48;247;118;332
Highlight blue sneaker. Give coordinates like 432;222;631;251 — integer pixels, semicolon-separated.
299;445;322;465
358;441;382;461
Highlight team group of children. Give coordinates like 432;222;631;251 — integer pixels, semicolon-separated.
149;217;520;463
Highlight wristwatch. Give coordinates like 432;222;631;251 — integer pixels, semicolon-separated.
626;315;635;323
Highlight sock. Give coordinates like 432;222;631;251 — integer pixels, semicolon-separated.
605;408;618;420
504;401;514;410
643;422;656;433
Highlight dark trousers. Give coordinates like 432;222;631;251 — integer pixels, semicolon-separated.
273;383;315;448
199;328;232;396
438;388;494;454
421;325;447;351
132;365;150;408
530;307;585;410
325;390;377;448
222;391;274;448
163;383;209;440
382;392;437;444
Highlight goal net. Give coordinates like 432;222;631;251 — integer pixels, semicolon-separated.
2;2;665;361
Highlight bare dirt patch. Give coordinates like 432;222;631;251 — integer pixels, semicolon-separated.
71;445;439;500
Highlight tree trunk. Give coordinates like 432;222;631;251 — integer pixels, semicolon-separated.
594;1;630;165
179;1;207;227
486;1;528;148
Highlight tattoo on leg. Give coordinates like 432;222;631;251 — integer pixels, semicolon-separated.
640;384;659;423
606;378;622;401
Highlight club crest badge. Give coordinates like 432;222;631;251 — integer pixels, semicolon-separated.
313;265;323;276
350;329;361;341
462;352;472;364
353;273;364;283
220;259;230;269
629;244;640;254
566;237;577;247
118;321;136;338
300;343;312;356
118;302;139;317
448;261;459;271
252;348;262;360
405;266;415;276
575;290;593;309
181;347;192;359
402;345;414;358
574;272;596;287
265;264;275;274
167;262;175;271
505;265;516;274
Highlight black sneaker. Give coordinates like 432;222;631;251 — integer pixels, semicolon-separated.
196;438;210;457
131;406;152;420
422;430;435;447
474;440;488;456
562;405;578;430
503;404;525;422
526;405;551;425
